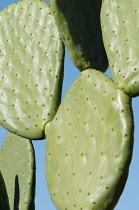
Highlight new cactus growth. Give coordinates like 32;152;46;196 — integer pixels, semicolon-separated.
0;0;64;139
0;133;36;210
50;0;108;72
45;69;134;210
101;0;139;97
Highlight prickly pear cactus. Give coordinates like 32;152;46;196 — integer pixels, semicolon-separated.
45;69;134;210
101;0;139;97
50;0;108;72
0;0;64;139
0;171;10;210
0;133;36;210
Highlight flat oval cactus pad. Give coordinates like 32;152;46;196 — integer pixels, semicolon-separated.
0;0;64;139
45;69;134;210
101;0;139;97
0;133;36;210
50;0;108;72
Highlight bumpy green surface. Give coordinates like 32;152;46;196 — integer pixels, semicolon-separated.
45;69;134;210
0;133;36;210
0;171;10;210
50;0;108;72
101;0;139;97
0;0;64;139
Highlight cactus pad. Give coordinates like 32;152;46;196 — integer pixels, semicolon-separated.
0;0;64;139
101;0;139;97
50;0;108;71
45;69;134;209
0;133;36;210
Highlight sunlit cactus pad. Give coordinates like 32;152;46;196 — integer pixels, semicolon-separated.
0;0;64;139
50;0;108;72
0;133;36;210
45;69;134;210
101;0;139;97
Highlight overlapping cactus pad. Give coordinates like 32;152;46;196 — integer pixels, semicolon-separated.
50;0;108;72
45;69;134;209
101;0;139;97
0;133;36;210
0;0;64;139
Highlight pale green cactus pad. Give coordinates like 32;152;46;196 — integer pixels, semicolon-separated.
45;69;134;210
0;0;64;139
0;133;36;210
101;0;139;97
0;171;10;210
50;0;108;72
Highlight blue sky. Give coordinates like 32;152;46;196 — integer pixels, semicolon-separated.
0;1;139;209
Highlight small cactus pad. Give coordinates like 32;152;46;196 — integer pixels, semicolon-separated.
0;133;36;210
50;0;108;71
45;69;134;210
0;0;64;139
0;171;10;210
101;0;139;97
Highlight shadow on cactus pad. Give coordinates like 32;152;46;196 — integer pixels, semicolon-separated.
0;133;36;210
0;171;10;210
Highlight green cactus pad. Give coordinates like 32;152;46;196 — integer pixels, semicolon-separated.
0;0;64;139
0;171;10;210
101;1;139;97
50;0;108;72
45;69;134;210
0;133;36;210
